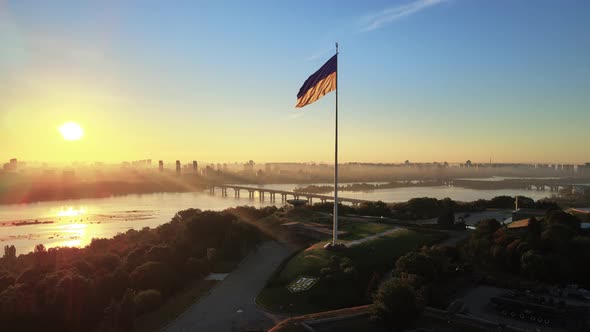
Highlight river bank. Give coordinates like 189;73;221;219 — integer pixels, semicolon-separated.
0;183;563;254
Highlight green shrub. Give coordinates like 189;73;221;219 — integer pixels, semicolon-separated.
144;245;172;262
130;261;175;293
370;279;421;331
134;289;162;315
184;257;209;277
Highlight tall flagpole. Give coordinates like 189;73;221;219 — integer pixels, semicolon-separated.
333;42;339;245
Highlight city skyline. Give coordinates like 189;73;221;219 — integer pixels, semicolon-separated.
2;0;589;164
4;157;589;171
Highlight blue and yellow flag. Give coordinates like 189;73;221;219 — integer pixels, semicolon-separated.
296;54;337;108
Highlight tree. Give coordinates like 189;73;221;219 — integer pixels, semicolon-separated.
545;210;581;231
541;223;575;252
520;250;548;280
437;198;455;227
0;206;272;331
467;219;502;263
156;222;177;243
404;197;440;219
184;257;209;277
357;201;391;217
134;289;162;315
34;244;46;254
516;196;535;208
90;253;121;271
0;274;15;293
100;289;136;331
183;211;235;253
571;236;590;282
474;219;501;238
129;261;175;294
395;252;438;282
52;272;95;330
171;208;202;223
525;217;542;248
126;246;149;270
3;245;16;260
491;245;508;266
144;245;172;262
16;268;42;285
370;279;421;331
489;196;517;209
534;200;560;211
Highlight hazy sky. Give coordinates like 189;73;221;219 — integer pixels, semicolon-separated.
1;0;589;164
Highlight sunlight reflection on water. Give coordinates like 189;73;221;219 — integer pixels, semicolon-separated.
55;207;87;217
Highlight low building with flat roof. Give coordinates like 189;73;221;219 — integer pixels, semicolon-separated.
512;208;546;221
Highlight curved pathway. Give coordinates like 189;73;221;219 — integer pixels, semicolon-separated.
345;227;401;247
163;241;294;332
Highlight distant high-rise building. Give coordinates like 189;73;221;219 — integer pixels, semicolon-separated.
159;160;164;172
147;159;152;166
192;161;198;173
176;160;181;174
243;160;255;174
272;164;280;173
3;158;18;172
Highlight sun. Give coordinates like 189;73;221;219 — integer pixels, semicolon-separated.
58;122;84;141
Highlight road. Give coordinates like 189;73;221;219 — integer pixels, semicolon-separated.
163;241;294;332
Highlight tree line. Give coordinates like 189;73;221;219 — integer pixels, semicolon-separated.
370;245;452;331
465;209;590;286
0;206;276;331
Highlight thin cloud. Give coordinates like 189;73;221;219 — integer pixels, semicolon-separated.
305;47;334;62
360;0;448;32
287;110;305;119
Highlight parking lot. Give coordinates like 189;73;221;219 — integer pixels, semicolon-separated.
460;286;569;332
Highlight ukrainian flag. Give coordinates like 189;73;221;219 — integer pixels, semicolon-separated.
296;54;337;108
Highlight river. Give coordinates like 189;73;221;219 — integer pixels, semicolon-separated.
0;184;554;255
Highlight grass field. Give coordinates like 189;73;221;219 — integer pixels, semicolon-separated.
339;221;393;240
258;209;394;241
257;228;447;314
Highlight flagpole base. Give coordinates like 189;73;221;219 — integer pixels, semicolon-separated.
323;242;347;251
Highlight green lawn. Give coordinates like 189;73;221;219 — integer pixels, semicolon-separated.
259;211;393;241
257;228;447;315
339;221;393;240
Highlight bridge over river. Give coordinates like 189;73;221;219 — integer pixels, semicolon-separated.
206;185;373;206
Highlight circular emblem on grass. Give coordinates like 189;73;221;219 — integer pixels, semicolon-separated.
287;276;319;293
